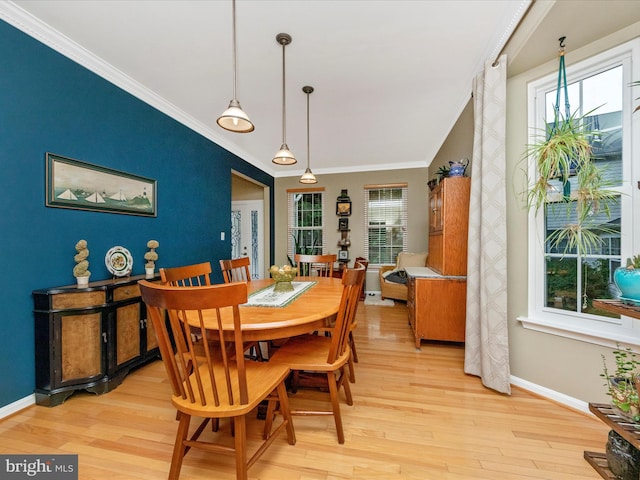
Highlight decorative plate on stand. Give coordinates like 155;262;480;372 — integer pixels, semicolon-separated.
105;246;133;277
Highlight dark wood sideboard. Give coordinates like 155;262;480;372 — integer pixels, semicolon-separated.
33;274;161;406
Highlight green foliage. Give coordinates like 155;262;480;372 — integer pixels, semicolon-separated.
626;255;640;269
435;165;450;181
601;344;640;419
287;231;319;269
524;109;618;257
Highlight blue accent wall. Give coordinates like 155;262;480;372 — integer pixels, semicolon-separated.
0;20;274;408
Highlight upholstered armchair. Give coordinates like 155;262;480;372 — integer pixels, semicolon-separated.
379;252;428;301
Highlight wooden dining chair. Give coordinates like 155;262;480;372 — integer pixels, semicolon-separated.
160;261;212;286
295;253;337;277
264;265;365;444
219;257;268;361
138;280;296;480
219;257;252;283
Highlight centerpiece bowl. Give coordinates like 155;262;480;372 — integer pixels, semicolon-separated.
270;265;297;292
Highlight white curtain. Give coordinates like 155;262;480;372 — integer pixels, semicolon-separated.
463;54;511;394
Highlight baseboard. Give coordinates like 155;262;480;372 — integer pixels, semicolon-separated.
0;394;35;419
510;375;590;415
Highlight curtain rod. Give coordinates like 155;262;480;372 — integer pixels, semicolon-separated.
491;0;536;67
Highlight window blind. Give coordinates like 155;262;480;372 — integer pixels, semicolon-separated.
363;183;408;265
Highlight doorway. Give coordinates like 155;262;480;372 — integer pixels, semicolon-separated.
231;171;269;279
231;200;264;279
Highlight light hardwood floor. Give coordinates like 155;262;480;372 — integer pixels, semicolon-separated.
0;301;608;479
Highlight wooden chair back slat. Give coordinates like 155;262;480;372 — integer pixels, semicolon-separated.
220;257;252;283
139;280;250;407
295;254;337;277
160;262;212;287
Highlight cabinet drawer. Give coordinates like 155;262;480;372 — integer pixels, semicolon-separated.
52;291;106;309
113;284;141;301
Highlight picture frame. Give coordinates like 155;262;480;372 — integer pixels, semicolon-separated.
46;153;157;217
338;218;349;230
336;201;351;216
338;250;349;260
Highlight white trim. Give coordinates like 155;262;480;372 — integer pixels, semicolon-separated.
0;1;270;175
510;375;590;415
518;315;640;349
526;38;640;343
0;394;35;419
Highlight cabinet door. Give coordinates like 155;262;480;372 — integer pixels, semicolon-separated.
144;303;158;353
429;187;443;233
414;278;466;343
57;310;105;386
115;302;142;367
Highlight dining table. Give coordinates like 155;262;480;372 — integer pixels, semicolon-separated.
184;276;344;342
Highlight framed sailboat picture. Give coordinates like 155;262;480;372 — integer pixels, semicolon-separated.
46;153;157;217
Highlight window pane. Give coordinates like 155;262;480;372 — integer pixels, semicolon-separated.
546;257;578;312
289;192;324;259
542;65;622;314
365;186;407;264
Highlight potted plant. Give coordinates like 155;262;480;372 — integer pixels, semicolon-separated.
614;255;640;303
601;344;640;422
524;108;618;257
72;239;91;288
435;164;450;183
144;240;159;277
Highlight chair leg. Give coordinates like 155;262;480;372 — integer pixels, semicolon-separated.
347;355;355;384
338;365;353;406
349;331;358;363
289;370;300;394
347;332;358;383
327;372;345;444
169;412;191;480
276;381;296;445
262;395;277;440
263;383;297;444
234;415;248;480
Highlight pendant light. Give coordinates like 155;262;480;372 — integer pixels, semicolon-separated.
217;0;254;133
299;85;318;184
272;33;296;165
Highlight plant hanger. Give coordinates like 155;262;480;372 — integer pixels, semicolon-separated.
552;36;571;135
552;36;575;199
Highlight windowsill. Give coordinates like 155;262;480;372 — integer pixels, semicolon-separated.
518;314;640;349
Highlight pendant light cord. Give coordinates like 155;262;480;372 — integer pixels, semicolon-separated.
281;41;287;144
306;90;310;168
231;0;238;101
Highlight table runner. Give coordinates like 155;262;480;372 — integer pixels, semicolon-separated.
242;281;316;308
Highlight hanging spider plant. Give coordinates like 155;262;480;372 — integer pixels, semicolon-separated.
524;109;618;257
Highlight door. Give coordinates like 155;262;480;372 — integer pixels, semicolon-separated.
231;200;264;279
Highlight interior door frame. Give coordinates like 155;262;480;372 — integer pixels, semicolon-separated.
232;199;264;279
231;170;270;279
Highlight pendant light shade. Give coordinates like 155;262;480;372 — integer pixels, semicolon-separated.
217;0;254;133
299;85;317;184
273;33;296;165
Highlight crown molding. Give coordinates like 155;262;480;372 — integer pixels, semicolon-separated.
0;2;272;174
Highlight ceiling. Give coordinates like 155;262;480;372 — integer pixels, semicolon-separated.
0;1;553;178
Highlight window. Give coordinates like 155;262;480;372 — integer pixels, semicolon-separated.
523;40;639;345
287;188;325;262
363;184;408;265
